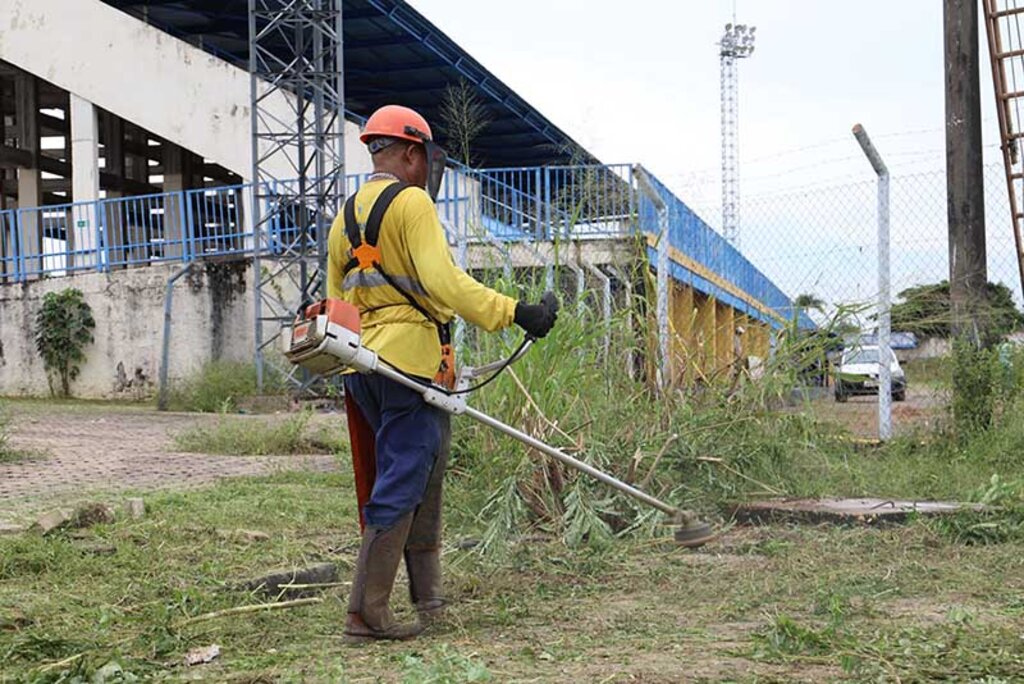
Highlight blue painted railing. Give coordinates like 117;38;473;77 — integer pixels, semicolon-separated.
0;164;806;328
637;171;815;329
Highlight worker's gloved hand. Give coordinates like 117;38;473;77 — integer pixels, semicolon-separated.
514;291;559;339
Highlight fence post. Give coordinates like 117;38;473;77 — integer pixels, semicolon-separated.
16;209;26;282
184;190;197;261
94;201;104;272
158;263;195;410
852;123;892;441
176;191;189;262
534;167;542;239
634;165;670;393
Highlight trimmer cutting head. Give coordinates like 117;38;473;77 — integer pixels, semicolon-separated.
670;510;716;548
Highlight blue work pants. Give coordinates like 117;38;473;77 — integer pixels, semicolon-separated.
343;373;442;528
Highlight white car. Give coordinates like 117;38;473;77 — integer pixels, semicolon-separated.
834;345;907;402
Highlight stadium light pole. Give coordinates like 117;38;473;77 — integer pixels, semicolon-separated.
720;22;756;248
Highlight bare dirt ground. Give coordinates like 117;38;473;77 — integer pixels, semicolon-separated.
807;384;949;439
0;401;338;525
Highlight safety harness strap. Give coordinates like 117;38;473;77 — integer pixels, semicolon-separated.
341;181;449;344
340;180;455;386
342;194;360;274
365;181;410;246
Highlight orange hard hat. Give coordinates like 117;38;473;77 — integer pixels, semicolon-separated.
359;105;433;145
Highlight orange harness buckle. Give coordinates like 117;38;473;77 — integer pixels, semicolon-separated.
351;243;382;269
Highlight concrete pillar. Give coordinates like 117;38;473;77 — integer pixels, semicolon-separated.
750;322;770;361
70;94;100;269
15;72;41;278
715;301;734;374
102;112;126;267
669;281;695;384
124;124;149;265
0;92;9;281
162;142;194;259
734;314;749;359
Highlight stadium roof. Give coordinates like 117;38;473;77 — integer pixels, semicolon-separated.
101;0;598;168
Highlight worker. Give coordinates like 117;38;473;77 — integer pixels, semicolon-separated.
327;104;558;643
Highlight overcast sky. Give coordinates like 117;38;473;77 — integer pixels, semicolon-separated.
408;0;1020;305
410;1;1002;194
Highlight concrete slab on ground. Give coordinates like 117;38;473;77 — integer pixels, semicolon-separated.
731;498;983;525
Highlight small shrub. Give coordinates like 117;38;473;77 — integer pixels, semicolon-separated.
952;339;999;438
34;288;95;397
166;361;258;413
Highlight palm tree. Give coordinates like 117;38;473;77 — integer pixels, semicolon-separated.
794;293;826;314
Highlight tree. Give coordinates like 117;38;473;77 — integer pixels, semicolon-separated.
34;288;96;397
438;79;491;167
890;280;1024;341
794;293;826;313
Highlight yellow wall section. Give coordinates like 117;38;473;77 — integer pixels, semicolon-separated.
650;236;783;383
669;281;696;382
694;292;716;378
644;233;784;326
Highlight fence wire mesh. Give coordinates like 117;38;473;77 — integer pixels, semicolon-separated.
683;161;1024;438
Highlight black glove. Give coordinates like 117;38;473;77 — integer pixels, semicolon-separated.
514;291;559;339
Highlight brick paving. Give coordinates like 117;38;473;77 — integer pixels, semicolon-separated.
0;404;339;524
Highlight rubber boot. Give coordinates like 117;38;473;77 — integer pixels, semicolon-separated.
344;511;423;643
405;414;450;624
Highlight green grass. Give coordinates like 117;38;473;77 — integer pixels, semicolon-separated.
903;356;953;388
3;269;1023;679
173;410;346;456
164;361;261;413
1;470;1023;682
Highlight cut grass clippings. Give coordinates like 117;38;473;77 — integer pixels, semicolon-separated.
0;470;1022;682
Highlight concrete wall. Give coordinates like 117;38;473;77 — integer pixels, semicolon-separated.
896;336;952;362
0;0;373;181
0;261;255;398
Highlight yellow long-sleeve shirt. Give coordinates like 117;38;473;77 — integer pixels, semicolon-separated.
327;179;518;378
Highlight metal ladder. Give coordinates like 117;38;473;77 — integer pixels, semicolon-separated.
983;0;1024;296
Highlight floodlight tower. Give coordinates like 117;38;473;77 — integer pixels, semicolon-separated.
720;22;756;247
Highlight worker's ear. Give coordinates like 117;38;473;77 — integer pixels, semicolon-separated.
402;142;420;167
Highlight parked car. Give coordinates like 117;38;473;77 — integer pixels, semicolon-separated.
834;345;907;402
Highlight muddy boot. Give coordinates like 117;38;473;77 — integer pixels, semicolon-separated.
344;512;423;644
406;415;450;624
406;547;445;623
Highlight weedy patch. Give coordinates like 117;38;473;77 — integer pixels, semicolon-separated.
163;360;263;413
173;410;345;456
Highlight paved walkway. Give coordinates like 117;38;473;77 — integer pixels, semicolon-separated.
0;403;338;524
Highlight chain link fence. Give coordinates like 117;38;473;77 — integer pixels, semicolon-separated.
684;161;1024;438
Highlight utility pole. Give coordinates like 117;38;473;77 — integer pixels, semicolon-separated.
719;22;756;248
944;0;988;344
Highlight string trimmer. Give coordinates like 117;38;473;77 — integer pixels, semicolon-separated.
282;298;715;548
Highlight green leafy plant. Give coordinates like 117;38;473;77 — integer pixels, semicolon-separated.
34;288;96;397
401;645;492;683
952;339;999;438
